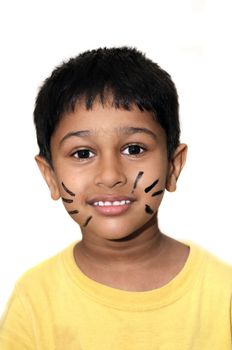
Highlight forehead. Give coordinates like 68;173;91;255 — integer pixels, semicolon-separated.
52;102;166;141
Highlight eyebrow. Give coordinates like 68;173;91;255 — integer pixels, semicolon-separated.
59;126;157;146
118;127;157;141
59;130;93;146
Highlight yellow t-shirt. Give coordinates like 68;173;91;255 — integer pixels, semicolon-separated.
0;241;232;349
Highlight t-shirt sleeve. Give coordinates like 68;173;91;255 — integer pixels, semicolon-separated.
231;297;232;331
0;285;35;349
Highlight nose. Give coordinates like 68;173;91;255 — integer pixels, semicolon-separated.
94;153;127;189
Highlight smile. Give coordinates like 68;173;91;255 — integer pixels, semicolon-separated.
93;200;131;206
92;200;133;216
88;195;135;216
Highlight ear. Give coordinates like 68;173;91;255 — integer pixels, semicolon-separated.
166;144;188;192
35;156;61;200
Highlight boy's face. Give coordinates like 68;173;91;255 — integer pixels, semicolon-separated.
36;102;187;241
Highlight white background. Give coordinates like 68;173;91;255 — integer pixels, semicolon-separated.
0;0;232;314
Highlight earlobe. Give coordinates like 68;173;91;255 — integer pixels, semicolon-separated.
166;144;188;192
166;174;177;192
35;156;60;200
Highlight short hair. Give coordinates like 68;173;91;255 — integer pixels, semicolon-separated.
34;47;180;164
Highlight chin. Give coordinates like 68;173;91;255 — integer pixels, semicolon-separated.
89;219;153;242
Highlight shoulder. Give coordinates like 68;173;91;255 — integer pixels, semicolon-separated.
187;241;232;290
204;247;232;285
16;241;77;293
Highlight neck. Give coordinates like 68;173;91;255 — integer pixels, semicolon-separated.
75;218;168;270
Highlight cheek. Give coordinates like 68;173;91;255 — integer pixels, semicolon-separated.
60;182;79;216
59;176;96;229
145;204;154;215
133;171;166;216
59;171;87;204
133;169;166;196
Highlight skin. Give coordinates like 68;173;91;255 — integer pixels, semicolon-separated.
36;102;189;291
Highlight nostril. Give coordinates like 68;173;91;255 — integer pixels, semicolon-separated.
94;167;127;188
96;180;126;189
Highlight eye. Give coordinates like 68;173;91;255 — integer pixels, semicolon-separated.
72;149;95;159
122;144;146;156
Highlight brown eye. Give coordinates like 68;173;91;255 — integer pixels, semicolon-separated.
122;145;145;155
73;149;94;159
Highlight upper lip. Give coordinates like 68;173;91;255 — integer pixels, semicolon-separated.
87;195;136;205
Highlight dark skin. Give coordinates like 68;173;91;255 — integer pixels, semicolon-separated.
36;102;189;292
74;224;189;291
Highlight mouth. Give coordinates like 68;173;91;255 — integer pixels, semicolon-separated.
87;195;135;216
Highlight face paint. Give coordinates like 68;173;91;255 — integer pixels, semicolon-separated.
62;198;74;203
61;183;78;215
68;209;79;215
131;171;144;193
61;179;93;227
152;189;164;197
145;204;154;215
83;216;92;227
61;182;76;197
144;179;159;193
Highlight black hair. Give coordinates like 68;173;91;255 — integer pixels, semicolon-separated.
34;47;180;164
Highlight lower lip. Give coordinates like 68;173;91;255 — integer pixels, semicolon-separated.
91;203;132;216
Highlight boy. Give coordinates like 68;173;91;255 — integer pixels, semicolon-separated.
0;47;231;349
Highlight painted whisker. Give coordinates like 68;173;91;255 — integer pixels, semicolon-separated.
131;171;144;193
145;204;154;215
152;190;164;197
83;216;92;227
144;179;159;193
62;198;74;203
61;182;75;197
68;210;79;215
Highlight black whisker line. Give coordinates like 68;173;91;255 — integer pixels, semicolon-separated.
144;179;159;193
131;171;144;193
62;198;74;203
145;204;154;215
83;216;92;227
151;190;164;197
61;182;75;197
68;210;79;215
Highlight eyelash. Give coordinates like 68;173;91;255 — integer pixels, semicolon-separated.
121;144;147;156
71;144;147;160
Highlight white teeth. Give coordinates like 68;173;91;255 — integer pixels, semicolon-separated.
112;201;121;206
93;200;131;206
